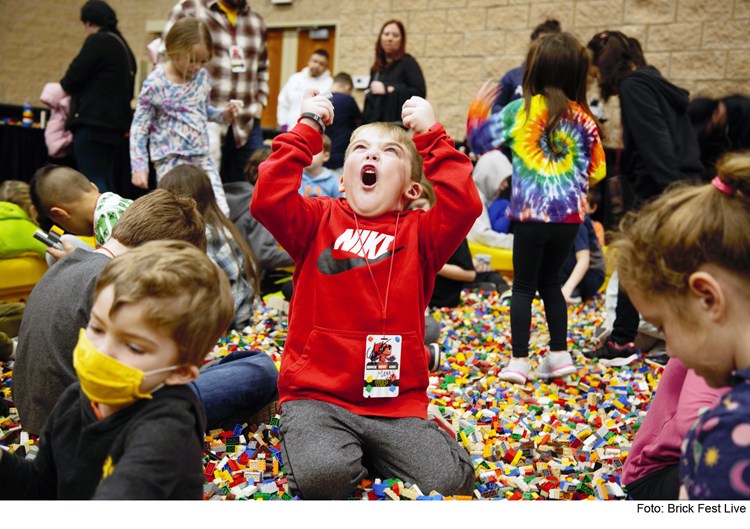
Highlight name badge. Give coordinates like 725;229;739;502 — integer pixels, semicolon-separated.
229;45;247;73
363;335;401;398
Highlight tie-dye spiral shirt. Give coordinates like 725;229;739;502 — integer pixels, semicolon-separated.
467;94;605;223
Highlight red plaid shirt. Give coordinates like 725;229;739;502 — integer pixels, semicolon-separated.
164;0;269;148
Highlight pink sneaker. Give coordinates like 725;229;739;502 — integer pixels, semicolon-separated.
536;352;576;379
498;357;530;385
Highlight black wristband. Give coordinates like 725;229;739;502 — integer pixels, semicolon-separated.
299;112;325;134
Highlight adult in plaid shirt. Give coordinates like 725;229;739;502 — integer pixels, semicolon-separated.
162;0;268;184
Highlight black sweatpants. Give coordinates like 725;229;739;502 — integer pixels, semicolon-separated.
511;222;579;358
279;400;475;500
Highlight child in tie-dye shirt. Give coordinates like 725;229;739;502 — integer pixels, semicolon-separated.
467;32;605;384
130;17;239;216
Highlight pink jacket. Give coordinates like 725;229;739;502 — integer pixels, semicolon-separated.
40;83;73;158
622;358;729;486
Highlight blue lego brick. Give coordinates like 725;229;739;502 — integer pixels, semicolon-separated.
372;483;388;497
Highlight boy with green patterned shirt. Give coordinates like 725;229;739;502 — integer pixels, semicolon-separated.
30;166;132;258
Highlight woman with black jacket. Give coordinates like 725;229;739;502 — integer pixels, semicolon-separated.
61;1;135;194
362;20;426;126
584;31;703;371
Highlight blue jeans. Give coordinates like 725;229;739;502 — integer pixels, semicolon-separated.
220;119;264;184
188;349;279;428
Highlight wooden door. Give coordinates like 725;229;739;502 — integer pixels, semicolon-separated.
261;26;336;128
261;29;284;128
297;28;335;73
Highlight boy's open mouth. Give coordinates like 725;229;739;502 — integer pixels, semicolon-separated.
361;165;377;188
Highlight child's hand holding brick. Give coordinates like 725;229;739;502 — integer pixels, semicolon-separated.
299;88;335;132
401;96;436;135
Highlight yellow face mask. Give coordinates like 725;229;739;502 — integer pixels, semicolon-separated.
73;329;177;406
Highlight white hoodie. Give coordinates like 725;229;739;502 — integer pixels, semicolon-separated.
276;67;333;129
467;150;514;249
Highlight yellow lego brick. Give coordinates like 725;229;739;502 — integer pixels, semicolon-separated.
460;431;470;447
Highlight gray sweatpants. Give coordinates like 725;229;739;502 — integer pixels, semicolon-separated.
279;399;475;500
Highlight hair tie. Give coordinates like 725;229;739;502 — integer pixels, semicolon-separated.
712;176;734;196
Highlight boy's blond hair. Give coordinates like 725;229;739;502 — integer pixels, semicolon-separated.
321;133;332;154
94;240;234;367
345;123;423;183
30;165;93;215
111;189;207;251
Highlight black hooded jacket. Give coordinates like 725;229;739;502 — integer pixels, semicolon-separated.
619;66;703;202
0;383;206;499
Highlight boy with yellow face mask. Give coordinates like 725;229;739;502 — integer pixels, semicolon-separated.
0;240;235;499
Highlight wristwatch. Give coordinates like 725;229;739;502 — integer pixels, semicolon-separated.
299;112;326;134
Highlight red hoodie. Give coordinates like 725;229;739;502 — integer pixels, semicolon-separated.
251;122;481;419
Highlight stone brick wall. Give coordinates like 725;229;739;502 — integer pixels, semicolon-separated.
0;0;83;106
5;0;748;146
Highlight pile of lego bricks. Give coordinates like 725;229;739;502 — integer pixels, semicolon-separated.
198;290;663;501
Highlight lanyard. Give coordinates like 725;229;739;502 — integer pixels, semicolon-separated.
352;211;400;338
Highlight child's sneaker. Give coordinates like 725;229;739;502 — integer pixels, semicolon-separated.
536;352;577;379
427;343;443;372
645;353;669;367
427;404;457;441
585;341;639;367
497;357;530;385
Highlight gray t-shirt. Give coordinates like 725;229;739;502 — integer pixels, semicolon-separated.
13;249;110;435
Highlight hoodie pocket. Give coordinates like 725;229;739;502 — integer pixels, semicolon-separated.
282;328;426;403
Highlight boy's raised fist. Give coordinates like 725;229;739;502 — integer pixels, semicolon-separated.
402;97;436;135
299;88;335;130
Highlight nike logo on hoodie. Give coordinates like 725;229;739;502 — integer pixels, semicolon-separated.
317;228;408;275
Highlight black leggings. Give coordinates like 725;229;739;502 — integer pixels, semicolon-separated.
511;222;579;358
